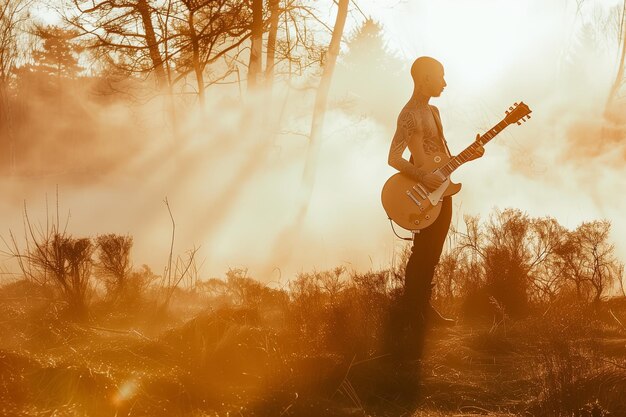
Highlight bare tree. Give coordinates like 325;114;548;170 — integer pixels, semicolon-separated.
66;0;170;89
452;210;572;314
525;217;567;302
265;0;279;89
247;0;263;90
0;0;31;82
0;0;30;175
169;0;250;102
616;263;626;297
269;0;328;83
301;0;348;196
578;221;620;303
64;0;196;136
606;0;626;114
260;0;349;275
557;220;621;303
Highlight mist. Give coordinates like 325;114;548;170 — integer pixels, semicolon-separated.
3;2;626;415
2;0;625;286
0;72;403;282
371;0;626;269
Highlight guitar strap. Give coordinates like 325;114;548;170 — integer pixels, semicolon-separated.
429;105;452;157
408;106;452;163
406;107;450;236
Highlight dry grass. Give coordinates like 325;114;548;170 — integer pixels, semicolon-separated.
1;271;626;416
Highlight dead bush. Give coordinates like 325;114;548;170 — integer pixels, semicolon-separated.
95;234;133;304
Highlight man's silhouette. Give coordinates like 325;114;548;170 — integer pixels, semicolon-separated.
387;56;483;359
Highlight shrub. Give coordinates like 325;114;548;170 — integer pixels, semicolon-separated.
95;234;133;304
18;232;93;317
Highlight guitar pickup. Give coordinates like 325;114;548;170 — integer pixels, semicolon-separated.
413;184;429;199
405;190;421;206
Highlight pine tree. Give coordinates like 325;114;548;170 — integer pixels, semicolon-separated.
334;18;407;124
32;26;82;79
343;19;394;74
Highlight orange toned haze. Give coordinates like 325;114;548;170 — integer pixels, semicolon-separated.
1;0;625;285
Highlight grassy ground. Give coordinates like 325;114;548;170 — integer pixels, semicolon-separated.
1;282;625;417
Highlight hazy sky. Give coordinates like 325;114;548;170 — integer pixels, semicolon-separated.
349;0;626;276
376;0;626;250
3;0;625;284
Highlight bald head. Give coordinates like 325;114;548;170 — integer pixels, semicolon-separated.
410;56;446;97
411;57;443;84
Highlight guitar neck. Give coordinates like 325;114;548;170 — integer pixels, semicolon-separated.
438;119;510;177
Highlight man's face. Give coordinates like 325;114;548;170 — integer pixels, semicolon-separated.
426;66;447;97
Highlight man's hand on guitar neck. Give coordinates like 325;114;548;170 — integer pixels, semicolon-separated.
466;134;485;161
421;135;485;191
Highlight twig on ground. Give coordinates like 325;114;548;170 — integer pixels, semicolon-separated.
85;325;154;342
609;309;626;332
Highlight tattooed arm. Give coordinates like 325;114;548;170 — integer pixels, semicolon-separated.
388;108;445;190
388;109;428;182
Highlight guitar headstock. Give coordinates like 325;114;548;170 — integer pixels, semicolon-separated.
504;102;532;126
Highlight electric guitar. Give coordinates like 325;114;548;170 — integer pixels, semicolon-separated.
381;102;532;231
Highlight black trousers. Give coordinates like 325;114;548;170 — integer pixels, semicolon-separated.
403;196;452;330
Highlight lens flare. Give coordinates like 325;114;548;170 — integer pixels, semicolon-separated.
112;379;139;405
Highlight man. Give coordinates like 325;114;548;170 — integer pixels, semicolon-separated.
387;56;483;357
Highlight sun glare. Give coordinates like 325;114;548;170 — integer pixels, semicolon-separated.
389;1;560;94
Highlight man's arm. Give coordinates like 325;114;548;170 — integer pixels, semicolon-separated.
388;109;446;190
388;110;428;182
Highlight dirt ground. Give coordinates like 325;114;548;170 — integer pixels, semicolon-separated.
1;284;625;417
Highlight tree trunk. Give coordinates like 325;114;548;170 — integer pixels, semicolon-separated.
260;0;349;278
265;0;280;91
0;80;15;175
136;0;168;90
618;264;626;297
0;81;7;169
605;0;626;115
301;0;349;192
248;0;263;90
188;10;205;105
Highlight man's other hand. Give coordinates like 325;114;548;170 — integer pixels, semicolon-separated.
421;172;445;191
467;134;485;161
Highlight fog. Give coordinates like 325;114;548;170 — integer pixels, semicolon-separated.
1;0;625;284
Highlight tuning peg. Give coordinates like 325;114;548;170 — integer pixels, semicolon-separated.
509;106;514;111
514;102;518;106
517;121;521;125
527;114;531;119
505;110;510;114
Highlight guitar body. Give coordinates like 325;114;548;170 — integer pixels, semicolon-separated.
381;101;532;232
381;152;462;231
